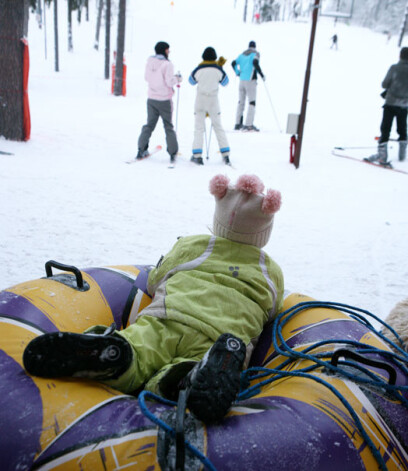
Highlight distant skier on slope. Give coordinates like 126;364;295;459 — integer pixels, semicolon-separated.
330;34;338;50
365;47;408;164
232;41;265;132
188;47;231;166
135;41;182;165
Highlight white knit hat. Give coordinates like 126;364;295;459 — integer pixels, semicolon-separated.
209;174;282;248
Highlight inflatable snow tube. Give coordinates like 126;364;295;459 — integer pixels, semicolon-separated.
1;260;408;471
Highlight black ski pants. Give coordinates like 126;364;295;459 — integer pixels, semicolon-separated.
379;104;407;143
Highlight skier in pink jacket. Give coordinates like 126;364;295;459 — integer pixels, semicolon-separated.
135;42;182;164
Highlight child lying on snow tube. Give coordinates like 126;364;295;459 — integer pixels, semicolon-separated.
24;174;284;424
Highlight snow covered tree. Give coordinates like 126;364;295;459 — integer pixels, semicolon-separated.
0;0;29;141
113;0;126;96
332;0;406;34
255;0;283;22
260;0;271;21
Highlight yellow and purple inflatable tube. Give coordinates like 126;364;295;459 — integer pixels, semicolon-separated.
1;262;408;470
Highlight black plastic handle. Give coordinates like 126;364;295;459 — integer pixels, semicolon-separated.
45;260;85;290
331;348;397;385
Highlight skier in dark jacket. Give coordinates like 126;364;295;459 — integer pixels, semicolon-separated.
232;41;265;132
366;47;408;163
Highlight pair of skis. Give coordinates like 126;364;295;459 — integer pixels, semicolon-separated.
125;145;163;165
126;145;233;169
332;144;408;175
125;146;177;169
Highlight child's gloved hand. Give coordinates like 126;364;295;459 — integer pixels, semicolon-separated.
217;56;227;67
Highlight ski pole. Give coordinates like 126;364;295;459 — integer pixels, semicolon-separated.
175;71;181;133
262;80;283;133
206;124;213;160
204;123;208;158
334;146;379;151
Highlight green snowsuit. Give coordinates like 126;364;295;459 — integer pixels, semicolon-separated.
106;235;284;396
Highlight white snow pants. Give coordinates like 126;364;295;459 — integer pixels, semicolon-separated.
235;80;258;126
192;93;229;157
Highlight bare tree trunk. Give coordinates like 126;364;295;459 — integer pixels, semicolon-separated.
243;0;248;22
23;0;29;36
43;0;47;58
85;0;89;21
37;0;43;29
113;0;126;96
104;0;111;79
68;0;73;51
78;1;82;23
399;1;408;47
54;0;59;71
94;0;104;50
0;0;27;140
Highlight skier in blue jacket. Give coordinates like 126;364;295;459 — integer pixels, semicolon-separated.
232;41;265;131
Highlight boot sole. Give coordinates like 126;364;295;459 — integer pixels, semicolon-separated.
187;334;246;423
23;332;132;380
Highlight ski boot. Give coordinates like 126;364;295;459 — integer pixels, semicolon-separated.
223;155;231;166
180;333;246;423
190;156;204;165
399;141;407;162
234;116;243;131
170;154;177;164
136;149;150;160
242;125;260;132
23;324;133;380
364;142;388;163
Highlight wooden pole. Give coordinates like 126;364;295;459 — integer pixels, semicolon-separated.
293;0;320;169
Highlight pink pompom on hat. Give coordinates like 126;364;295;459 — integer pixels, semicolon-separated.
209;174;282;248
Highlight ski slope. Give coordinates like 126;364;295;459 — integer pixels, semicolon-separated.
0;0;407;321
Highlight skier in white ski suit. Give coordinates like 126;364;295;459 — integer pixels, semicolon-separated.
188;47;231;166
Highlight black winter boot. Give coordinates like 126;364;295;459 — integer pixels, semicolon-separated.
23;325;132;380
180;333;246;423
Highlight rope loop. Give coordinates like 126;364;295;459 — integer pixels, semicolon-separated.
139;301;408;471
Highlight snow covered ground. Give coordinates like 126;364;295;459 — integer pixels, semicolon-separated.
0;0;407;322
